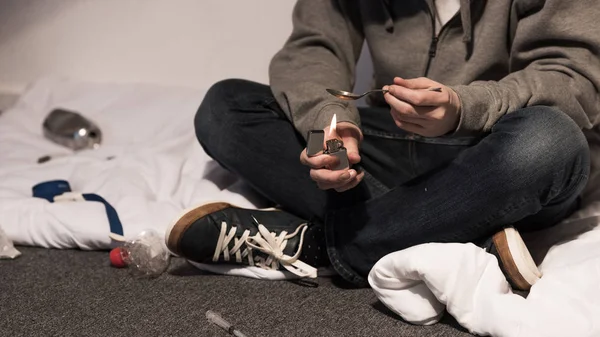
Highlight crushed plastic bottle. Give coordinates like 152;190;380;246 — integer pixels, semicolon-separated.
109;229;170;278
0;225;21;259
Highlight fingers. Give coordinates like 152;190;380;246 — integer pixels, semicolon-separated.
382;77;458;137
300;148;361;191
393;76;437;89
384;92;421;117
300;149;339;169
384;98;428;133
387;77;446;107
301;151;364;192
341;136;362;165
334;170;365;192
387;85;446;107
311;168;364;191
310;168;360;190
301;120;365;191
346;151;361;165
390;109;423;125
300;145;360;168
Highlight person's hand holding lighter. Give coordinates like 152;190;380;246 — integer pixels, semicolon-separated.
300;118;364;192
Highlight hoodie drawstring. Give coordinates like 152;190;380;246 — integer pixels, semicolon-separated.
459;0;472;43
382;0;395;33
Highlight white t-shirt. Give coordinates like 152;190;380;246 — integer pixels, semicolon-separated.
434;0;461;35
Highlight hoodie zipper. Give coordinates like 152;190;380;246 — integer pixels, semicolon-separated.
423;5;459;77
424;36;438;77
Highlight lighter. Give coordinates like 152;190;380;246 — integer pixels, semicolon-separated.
305;114;349;171
306;130;325;157
324;138;349;171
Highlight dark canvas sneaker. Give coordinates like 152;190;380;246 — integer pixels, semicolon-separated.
165;202;329;279
485;227;542;291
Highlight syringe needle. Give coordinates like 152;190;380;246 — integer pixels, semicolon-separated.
206;310;248;337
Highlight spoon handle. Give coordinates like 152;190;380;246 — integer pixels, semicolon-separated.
381;87;441;93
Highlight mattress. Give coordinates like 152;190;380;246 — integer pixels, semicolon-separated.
0;78;267;250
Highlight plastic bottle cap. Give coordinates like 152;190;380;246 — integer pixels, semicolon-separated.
110;247;127;268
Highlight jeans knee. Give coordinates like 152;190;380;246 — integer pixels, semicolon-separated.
495;106;589;184
194;79;248;145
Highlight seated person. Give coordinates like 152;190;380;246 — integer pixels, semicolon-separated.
166;0;600;290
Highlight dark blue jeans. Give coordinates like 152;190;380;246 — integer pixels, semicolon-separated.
195;79;590;286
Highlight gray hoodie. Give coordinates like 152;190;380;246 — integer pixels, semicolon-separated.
269;0;600;139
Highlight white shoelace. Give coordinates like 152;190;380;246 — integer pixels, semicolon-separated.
211;219;318;278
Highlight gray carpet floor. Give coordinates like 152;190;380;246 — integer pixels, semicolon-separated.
1;247;473;337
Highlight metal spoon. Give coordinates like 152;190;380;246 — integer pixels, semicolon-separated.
326;87;442;100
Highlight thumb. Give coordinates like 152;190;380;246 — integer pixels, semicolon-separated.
343;135;361;164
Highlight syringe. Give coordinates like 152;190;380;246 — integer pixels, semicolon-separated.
206;310;248;337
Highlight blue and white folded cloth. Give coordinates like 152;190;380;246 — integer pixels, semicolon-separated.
32;180;124;240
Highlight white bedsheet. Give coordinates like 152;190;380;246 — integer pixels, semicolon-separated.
0;78;267;250
369;137;600;336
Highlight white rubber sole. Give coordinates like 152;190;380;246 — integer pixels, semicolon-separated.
505;227;542;286
188;260;336;280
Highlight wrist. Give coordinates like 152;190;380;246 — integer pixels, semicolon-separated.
447;87;462;132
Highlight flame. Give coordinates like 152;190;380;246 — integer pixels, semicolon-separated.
329;114;337;137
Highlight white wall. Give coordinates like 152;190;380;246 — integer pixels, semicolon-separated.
0;0;297;94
